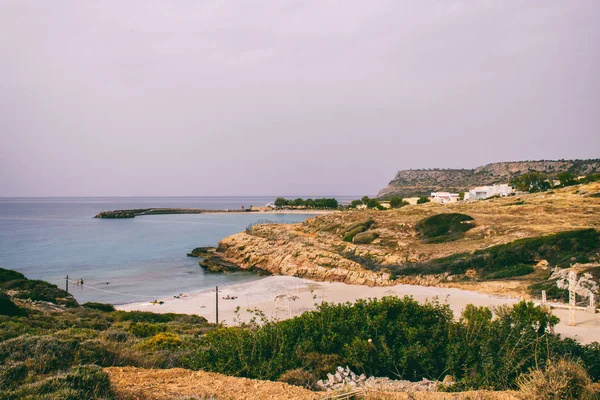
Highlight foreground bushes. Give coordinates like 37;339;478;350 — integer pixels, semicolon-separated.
186;298;600;390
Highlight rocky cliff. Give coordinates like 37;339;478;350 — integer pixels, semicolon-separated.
377;159;600;198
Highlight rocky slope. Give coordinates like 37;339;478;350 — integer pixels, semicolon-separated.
208;183;600;296
377;159;600;198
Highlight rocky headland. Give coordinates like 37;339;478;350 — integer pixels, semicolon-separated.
199;183;600;297
377;159;600;198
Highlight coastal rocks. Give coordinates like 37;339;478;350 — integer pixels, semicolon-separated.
316;366;441;392
199;256;244;273
187;247;216;257
215;230;394;286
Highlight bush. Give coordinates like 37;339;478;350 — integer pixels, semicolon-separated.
112;310;206;324
0;293;26;317
415;213;475;243
128;322;168;338
353;231;379;244
516;359;596;400
0;335;77;374
83;302;115;312
484;264;534;279
2;365;116;400
0;268;25;283
0;361;28;389
278;368;318;390
417;196;430;204
5;279;78;307
139;332;183;350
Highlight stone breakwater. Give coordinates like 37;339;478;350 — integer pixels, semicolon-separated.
317;366;444;392
94;208;239;219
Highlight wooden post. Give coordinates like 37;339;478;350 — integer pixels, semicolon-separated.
65;275;69;294
588;293;596;314
215;285;219;325
569;271;577;326
541;290;547;304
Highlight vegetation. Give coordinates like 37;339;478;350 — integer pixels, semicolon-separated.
516;359;596;400
510;171;600;193
273;197;338;209
186;298;599;391
391;228;600;278
341;219;375;242
417;196;430;204
415;213;475;243
1;268;599;397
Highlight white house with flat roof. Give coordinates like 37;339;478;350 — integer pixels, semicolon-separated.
464;184;513;200
431;192;460;204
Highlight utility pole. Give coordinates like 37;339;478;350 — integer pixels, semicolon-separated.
65;275;69;294
215;285;219;325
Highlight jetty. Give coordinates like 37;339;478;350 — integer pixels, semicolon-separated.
94;208;246;219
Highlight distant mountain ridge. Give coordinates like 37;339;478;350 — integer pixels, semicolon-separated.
377;159;600;198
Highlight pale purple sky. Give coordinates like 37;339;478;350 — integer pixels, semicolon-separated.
1;1;599;197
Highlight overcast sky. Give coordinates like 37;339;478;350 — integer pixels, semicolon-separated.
1;1;599;197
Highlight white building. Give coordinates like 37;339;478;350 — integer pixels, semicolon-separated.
464;184;513;200
431;192;460;204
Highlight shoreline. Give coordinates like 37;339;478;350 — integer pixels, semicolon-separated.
116;276;600;344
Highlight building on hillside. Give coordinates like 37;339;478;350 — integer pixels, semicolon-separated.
380;201;391;209
464;184;513;200
430;192;460;204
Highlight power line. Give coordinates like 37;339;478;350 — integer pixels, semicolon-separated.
78;283;158;299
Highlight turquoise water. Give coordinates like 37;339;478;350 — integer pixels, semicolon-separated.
0;197;340;304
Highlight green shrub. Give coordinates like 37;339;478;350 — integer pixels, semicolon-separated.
0;335;77;374
5;279;78;307
392;229;600;277
0;268;25;283
0;361;28;389
128;322;168;338
352;231;379;244
0;293;26;317
112;310;206;324
83;302;115;312
484;264;534;279
415;213;475;243
138;332;183;350
2;365;116;400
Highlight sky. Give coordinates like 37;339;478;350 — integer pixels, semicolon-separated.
1;1;599;197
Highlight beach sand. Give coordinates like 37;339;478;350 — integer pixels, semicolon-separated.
117;276;600;344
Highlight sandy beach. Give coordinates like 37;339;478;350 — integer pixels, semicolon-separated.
117;276;600;344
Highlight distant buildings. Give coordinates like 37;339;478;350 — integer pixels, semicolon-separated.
430;192;460;204
464;184;513;200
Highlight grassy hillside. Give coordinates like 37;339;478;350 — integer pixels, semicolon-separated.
216;182;600;297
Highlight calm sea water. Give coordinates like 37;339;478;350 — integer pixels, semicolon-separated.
0;197;352;304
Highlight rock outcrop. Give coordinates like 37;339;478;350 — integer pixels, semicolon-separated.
377;159;600;198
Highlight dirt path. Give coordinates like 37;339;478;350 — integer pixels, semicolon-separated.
105;367;318;400
106;367;521;400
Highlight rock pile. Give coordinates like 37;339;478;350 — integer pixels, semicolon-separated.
316;366;439;392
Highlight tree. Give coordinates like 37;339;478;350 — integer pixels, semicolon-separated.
557;171;576;186
367;198;381;209
305;199;314;208
293;198;305;207
361;196;370;205
459;192;465;201
390;196;404;208
274;197;288;208
510;172;551;193
417;196;430;204
350;199;363;208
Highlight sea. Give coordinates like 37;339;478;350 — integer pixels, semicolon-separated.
0;197;354;305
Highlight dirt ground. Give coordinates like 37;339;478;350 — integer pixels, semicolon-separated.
106;367;521;400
